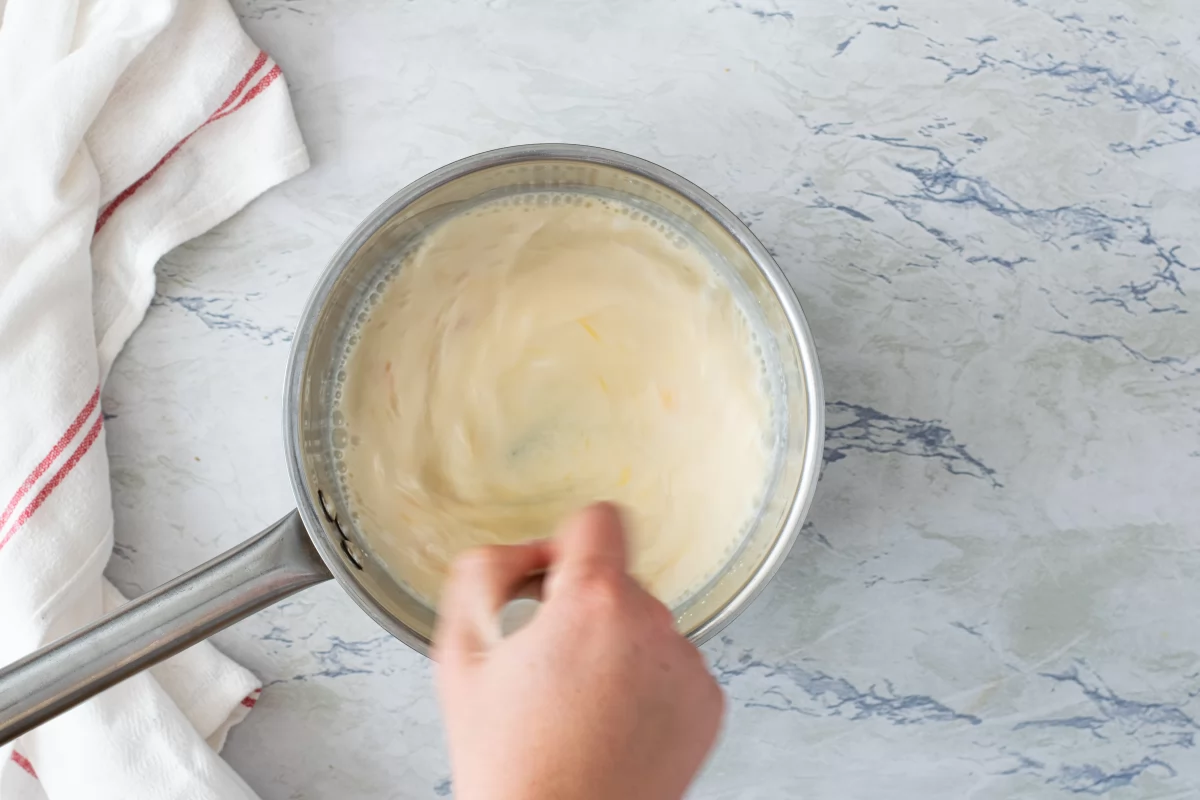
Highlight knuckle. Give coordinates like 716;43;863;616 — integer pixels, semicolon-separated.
573;572;626;613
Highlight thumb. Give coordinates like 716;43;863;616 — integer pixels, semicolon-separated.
546;502;629;595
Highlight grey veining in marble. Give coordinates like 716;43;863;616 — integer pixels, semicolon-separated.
101;0;1200;797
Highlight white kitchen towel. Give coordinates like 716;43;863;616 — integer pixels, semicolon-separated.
0;0;309;797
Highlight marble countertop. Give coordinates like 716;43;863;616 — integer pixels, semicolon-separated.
102;0;1200;797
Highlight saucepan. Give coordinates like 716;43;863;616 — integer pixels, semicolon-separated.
0;144;824;745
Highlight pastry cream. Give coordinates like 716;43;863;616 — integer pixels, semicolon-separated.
337;192;771;608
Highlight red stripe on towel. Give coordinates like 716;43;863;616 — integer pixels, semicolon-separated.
0;386;99;533
94;52;281;233
215;50;269;115
0;414;103;552
11;751;37;779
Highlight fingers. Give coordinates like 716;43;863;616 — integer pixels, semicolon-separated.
549;502;628;583
437;503;649;661
435;540;552;660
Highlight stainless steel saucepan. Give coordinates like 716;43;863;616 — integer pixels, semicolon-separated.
0;144;824;745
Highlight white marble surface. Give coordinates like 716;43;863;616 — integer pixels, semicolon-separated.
102;0;1200;797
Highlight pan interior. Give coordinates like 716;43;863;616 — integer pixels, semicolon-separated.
293;154;812;651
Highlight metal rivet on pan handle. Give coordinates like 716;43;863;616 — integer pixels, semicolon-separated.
318;488;337;522
341;539;365;570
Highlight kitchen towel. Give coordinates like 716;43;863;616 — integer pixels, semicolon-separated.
0;0;309;797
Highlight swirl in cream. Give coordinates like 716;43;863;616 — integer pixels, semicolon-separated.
338;193;771;608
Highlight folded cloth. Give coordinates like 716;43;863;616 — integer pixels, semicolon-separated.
0;0;309;797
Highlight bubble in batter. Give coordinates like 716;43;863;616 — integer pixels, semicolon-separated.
337;192;772;608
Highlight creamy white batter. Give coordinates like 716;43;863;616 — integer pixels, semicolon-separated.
337;192;771;608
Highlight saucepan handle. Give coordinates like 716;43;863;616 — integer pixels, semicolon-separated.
0;509;330;745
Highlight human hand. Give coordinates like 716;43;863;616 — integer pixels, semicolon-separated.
434;503;725;800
